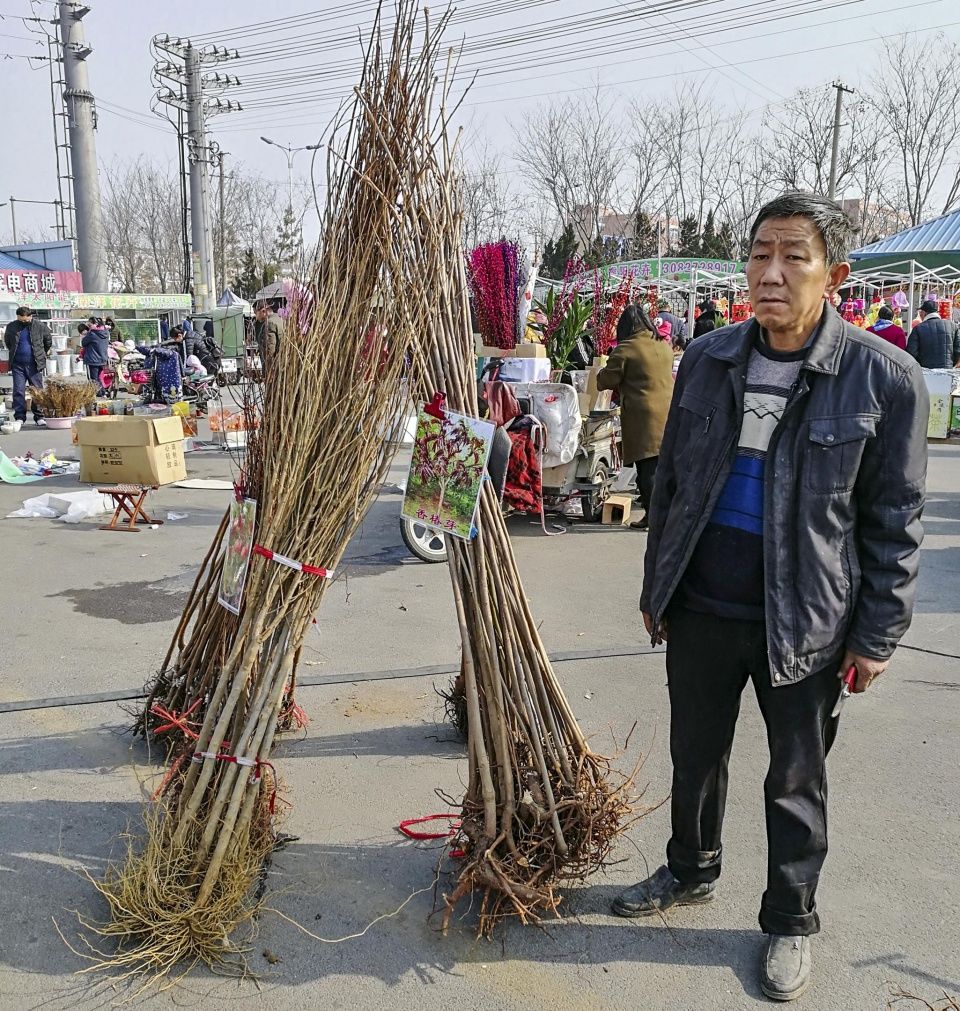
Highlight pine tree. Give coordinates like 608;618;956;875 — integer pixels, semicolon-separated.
540;223;578;279
699;210;737;260
631;211;659;257
273;206;303;275
700;209;718;257
231;248;279;299
675;215;701;256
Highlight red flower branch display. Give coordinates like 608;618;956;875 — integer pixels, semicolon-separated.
467;241;523;350
595;271;636;355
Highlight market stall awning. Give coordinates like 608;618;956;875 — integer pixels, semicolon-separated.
851;208;960;271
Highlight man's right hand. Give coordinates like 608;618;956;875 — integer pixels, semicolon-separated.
642;610;667;645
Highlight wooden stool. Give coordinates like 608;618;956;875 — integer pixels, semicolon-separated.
601;493;633;526
97;484;163;532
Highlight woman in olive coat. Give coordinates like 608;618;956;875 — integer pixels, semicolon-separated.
596;304;675;529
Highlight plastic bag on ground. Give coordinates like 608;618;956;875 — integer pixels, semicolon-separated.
7;490;112;523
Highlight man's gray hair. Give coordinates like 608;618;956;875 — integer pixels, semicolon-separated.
749;193;856;266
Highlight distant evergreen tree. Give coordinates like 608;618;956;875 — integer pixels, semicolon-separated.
540;223;579;279
675;215;701;256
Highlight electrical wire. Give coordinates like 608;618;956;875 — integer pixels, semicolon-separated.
230;0;861;107
215;0;955;133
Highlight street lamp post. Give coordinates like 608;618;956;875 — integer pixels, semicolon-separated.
259;136;321;210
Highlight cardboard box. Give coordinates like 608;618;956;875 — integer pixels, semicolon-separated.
498;356;552;383
76;415;187;485
477;343;546;359
577;390;614;417
586;362;608;398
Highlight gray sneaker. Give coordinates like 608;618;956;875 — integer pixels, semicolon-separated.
611;864;716;918
760;934;812;1001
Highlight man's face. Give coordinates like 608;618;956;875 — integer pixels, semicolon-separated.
746;216;849;333
17;312;32;324
254;307;269;322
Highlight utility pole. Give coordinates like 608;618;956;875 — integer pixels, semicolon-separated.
184;45;215;312
57;1;107;290
212;144;227;298
828;81;855;202
153;36;241;312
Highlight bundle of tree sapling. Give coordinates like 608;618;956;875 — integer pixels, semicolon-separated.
397;77;639;935
70;4;452;980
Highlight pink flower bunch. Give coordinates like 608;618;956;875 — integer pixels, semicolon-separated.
543;258;587;345
467;241;522;350
595;271;636;355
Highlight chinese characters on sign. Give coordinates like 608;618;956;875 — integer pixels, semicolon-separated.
0;269;83;300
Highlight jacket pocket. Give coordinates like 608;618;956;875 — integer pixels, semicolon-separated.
805;414;878;494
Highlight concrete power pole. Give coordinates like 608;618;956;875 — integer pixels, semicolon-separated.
153;36;241;312
57;1;107;290
828;81;855;202
184;46;216;312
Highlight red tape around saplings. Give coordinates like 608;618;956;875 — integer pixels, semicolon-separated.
397;813;464;857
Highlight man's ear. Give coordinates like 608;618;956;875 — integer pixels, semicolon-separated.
826;260;851;300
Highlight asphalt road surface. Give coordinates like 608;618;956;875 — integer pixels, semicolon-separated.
0;421;957;1011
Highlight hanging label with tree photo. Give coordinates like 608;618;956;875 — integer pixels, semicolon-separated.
402;406;495;541
218;497;258;614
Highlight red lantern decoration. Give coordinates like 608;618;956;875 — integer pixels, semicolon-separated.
938;299;952;319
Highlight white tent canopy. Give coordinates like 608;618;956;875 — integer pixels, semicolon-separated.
217;288;252;312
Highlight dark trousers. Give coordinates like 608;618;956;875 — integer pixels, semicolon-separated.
665;605;840;936
635;456;658;514
11;360;43;421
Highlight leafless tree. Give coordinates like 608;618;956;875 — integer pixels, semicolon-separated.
763;86;880;201
100;158;290;294
461;147;512;249
101;163;146;292
514;87;621;249
868;33;960;224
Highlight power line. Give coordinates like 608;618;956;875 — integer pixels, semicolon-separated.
230;0;855;107
215;0;953;134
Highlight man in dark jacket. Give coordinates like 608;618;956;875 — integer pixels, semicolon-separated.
907;299;960;368
81;318;110;390
3;306;52;426
611;194;928;1002
253;300;283;367
692;298;719;339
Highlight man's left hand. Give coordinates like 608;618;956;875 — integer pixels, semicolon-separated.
838;650;889;694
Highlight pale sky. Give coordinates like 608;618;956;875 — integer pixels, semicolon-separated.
1;0;958;242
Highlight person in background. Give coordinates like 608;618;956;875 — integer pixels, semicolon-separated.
159;316;170;342
692;298;720;339
166;325;186;367
615;193;927;1002
866;305;907;351
81;317;110;390
105;316;118;338
907;299;960;368
184;352;207;377
595;304;674;531
253;300;283;366
3;306;52;427
657;299;688;348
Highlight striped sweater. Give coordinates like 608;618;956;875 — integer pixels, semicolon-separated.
678;337;806;620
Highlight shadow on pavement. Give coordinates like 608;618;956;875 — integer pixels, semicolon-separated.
274;722;465;761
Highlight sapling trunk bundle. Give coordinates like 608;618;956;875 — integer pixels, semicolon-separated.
76;4;453;980
396;73;637;935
